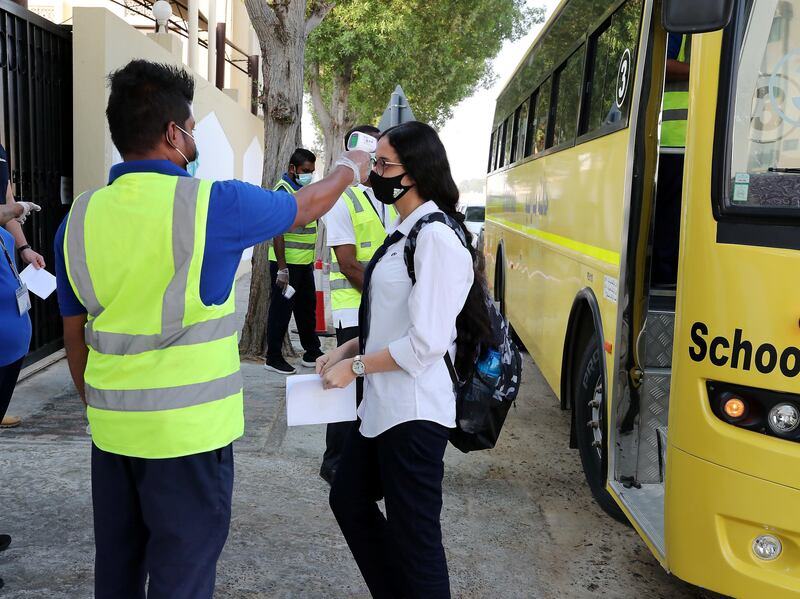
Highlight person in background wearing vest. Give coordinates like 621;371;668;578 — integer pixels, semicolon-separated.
53;60;370;599
652;33;690;287
0;143;46;429
319;125;398;486
265;148;322;375
0;199;39;591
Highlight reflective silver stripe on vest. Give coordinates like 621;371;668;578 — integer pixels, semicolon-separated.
330;260;369;273
345;187;364;213
86;370;243;411
88;313;239;356
284;241;315;250
162;177;200;334
291;225;317;235
662;108;688;122
360;241;372;248
66;188;105;316
330;279;354;290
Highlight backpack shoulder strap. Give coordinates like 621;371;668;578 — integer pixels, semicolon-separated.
403;212;467;285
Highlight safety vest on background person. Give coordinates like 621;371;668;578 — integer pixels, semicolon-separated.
329;186;397;311
268;177;317;265
661;34;690;149
64;175;244;459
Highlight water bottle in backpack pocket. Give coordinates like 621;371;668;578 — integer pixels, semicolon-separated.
458;349;502;434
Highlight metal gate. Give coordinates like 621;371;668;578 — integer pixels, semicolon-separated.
0;0;71;364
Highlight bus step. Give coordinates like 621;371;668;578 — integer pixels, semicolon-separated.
637;368;671;484
642;309;675;369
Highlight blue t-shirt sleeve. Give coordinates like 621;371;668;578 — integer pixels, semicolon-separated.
667;34;683;60
209;180;298;250
54;216;87;317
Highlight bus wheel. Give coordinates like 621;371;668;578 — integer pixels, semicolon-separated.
574;339;628;525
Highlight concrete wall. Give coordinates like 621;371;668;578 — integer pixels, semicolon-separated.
72;6;264;196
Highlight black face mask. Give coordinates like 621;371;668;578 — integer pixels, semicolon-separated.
369;170;414;205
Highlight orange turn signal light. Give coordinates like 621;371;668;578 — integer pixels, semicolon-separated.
723;397;746;419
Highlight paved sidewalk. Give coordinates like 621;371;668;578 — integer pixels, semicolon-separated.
0;274;707;598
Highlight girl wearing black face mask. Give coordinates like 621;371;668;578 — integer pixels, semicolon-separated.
317;121;492;598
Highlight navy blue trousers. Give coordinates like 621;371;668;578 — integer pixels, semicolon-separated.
92;443;234;599
330;420;451;598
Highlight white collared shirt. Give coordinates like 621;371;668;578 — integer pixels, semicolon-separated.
357;201;474;438
324;185;396;329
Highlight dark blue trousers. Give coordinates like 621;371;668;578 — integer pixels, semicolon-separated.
330;420;451;598
91;443;234;599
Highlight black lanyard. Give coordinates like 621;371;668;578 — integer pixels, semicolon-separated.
0;234;21;286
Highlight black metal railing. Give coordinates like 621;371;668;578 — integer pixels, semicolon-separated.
0;0;72;364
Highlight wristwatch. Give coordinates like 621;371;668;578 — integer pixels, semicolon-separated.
351;355;366;378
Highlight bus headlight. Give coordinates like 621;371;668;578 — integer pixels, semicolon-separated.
767;403;800;435
752;534;782;561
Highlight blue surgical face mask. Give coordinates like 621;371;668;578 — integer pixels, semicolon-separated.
296;173;313;186
169;125;200;177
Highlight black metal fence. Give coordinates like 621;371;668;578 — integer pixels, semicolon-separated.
0;0;72;364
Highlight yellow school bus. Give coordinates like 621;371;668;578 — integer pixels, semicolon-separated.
484;0;800;595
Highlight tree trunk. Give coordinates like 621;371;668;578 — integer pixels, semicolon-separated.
310;61;354;174
239;0;333;360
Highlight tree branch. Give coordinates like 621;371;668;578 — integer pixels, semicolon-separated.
305;0;334;39
309;61;332;134
243;0;277;40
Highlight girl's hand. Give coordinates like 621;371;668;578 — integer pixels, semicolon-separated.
316;346;344;375
321;358;356;390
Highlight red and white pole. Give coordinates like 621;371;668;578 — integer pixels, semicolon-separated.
314;258;326;334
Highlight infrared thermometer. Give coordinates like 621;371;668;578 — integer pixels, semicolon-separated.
347;131;377;154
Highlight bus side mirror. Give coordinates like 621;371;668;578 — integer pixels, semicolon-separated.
662;0;734;33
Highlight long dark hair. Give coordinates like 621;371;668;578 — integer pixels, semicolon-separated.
382;121;493;377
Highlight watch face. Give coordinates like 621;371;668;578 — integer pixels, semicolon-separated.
352;359;365;376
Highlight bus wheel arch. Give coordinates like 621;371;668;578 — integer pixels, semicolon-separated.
562;290;628;524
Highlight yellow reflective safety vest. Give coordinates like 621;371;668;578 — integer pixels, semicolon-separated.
268;177;317;265
330;187;397;311
64;174;244;459
662;35;690;148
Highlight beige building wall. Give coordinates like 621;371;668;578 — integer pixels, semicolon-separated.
72;6;264;197
30;0;257;113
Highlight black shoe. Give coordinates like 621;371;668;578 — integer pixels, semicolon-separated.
319;465;337;486
264;358;296;375
0;534;10;552
301;350;324;368
0;576;4;589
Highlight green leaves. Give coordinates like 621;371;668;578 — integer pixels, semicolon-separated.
306;0;543;130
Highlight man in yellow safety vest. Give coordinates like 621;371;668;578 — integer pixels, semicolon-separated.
265;148;322;374
53;60;370;598
319;125;397;485
653;33;690;287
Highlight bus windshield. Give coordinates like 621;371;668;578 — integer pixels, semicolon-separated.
728;0;800;211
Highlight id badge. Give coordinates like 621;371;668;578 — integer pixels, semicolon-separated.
15;283;31;315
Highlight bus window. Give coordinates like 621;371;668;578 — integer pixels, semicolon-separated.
524;92;536;158
504;115;514;166
510;105;522;163
552;45;586;148
533;78;552;154
514;101;529;163
494;126;502;170
487;130;495;173
498;120;508;168
583;0;643;136
725;0;800;212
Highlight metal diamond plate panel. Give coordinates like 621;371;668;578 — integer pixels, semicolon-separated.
637;371;671;484
643;311;675;368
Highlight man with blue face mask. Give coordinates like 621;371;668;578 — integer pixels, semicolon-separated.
265;148;322;374
52;60;371;599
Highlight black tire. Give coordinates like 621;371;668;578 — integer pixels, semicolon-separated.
574;339;629;525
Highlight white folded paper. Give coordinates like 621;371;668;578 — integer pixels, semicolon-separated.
19;264;57;299
286;373;356;426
